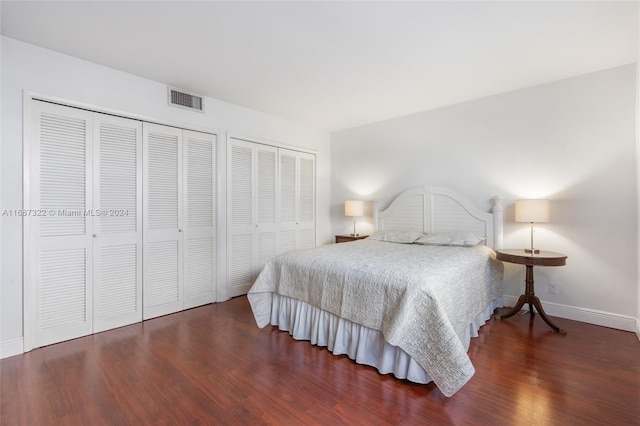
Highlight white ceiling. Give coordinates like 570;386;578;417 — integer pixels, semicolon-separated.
1;1;638;131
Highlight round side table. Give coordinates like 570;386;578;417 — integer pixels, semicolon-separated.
495;249;568;334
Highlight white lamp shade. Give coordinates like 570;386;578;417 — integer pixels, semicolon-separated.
515;199;550;223
344;200;364;217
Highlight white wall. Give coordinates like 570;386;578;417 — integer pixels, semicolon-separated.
637;6;640;338
331;64;637;330
0;36;332;356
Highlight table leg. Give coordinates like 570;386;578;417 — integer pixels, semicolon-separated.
531;295;567;334
494;294;527;320
525;265;535;317
495;265;567;334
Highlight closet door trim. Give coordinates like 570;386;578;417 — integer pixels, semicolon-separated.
226;132;317;156
25;91;220;136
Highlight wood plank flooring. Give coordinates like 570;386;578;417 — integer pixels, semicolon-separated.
2;296;639;425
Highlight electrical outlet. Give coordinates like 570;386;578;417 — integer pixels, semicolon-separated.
549;282;558;295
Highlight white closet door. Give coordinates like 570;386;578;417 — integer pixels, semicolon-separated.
183;130;216;309
278;149;316;254
143;123;183;319
297;152;316;250
26;101;94;349
227;139;255;297
93;114;143;332
255;144;279;275
228;139;278;297
278;150;297;254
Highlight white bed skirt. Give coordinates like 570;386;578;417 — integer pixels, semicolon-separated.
271;295;503;384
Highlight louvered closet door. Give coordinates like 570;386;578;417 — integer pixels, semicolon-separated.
228;139;278;297
297;152;316;249
93;114;143;332
228;139;255;297
278;149;298;254
183;130;216;309
255;144;278;276
143;123;183;319
26;101;94;349
278;149;316;254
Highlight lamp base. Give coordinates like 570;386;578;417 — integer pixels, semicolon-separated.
524;248;540;254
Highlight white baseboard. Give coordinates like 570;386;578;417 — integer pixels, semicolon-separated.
1;337;24;359
502;296;638;333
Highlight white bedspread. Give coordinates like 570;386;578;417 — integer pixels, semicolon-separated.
247;239;504;396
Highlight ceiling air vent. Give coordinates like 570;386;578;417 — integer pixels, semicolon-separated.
168;87;204;112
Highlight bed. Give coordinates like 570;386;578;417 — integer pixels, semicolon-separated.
247;185;505;396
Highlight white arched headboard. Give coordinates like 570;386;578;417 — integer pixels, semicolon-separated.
374;185;504;249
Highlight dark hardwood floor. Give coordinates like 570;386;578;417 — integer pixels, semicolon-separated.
2;296;639;425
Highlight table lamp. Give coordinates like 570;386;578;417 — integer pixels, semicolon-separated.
344;200;364;236
515;199;549;254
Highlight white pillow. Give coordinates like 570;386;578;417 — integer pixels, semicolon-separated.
415;232;486;247
368;229;423;244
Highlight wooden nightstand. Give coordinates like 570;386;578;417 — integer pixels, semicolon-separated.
335;234;368;243
495;249;568;334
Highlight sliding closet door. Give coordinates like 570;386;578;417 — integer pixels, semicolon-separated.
143;123;183;319
25;101;94;349
183;130;216;309
92;114;143;332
